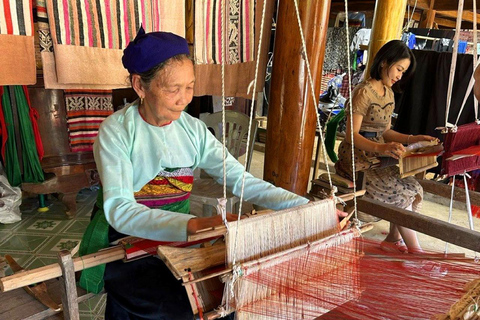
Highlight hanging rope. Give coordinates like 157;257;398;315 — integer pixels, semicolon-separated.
343;0;359;222
219;0;228;227
454;0;479;127
292;0;334;191
444;0;465;131
234;0;269;267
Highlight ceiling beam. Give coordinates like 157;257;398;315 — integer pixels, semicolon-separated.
433;0;477;11
407;0;430;10
407;0;478;12
329;1;376;13
437;10;480;25
434;16;458;28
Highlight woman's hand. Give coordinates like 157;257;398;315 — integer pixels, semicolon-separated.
187;213;240;235
379;142;405;159
409;134;438;144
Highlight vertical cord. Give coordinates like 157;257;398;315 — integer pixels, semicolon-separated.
237;0;268;219
221;0;227;210
343;0;358;222
232;0;268;267
444;0;465;130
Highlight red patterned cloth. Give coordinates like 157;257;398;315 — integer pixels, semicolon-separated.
134;167;194;211
442;123;480;177
64;90;113;152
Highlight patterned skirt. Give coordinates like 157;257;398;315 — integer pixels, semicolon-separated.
364;165;423;212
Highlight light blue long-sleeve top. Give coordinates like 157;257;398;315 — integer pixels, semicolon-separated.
93;102;309;242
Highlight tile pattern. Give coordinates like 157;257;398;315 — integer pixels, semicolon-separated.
0;187;105;319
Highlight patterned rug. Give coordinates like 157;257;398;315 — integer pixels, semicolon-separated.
65;90;113;152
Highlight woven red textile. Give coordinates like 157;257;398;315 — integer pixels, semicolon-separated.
442;123;480;176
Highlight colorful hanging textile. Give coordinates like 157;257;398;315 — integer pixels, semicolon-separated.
65;90;113;152
0;88;21;186
194;0;254;64
23;86;44;160
0;0;36;85
37;0;185;89
14;86;44;183
193;0;275;99
0;86;43;186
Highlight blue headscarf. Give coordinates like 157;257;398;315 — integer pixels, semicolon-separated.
122;26;190;74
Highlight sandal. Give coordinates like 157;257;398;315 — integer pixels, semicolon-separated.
380;239;408;253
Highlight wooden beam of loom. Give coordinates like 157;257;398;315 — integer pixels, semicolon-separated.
417;178;480;207
0;246;125;292
357;197;480;252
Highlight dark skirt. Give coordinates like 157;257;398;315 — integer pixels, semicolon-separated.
104;255;194;320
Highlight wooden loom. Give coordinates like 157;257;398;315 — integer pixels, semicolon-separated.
0;196;368;320
1;189;480;320
158;198;364;319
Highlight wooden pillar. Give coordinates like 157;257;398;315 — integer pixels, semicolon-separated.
263;0;330;195
365;0;407;74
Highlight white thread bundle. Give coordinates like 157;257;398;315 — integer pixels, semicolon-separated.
226;199;339;265
220;200;361;319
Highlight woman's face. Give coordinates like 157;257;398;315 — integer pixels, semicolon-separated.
137;58;195;126
381;58;410;88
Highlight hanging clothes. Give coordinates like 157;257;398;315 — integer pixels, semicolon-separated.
0;87;44;186
0;88;21;186
401;32;416;49
14;86;44;183
323;27;360;74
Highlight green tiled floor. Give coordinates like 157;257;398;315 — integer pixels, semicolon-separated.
0;187;105;319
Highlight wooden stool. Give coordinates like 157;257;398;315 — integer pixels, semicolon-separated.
21;152;99;219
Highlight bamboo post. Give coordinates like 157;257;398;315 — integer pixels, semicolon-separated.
58;250;79;320
263;0;330;196
365;0;408;74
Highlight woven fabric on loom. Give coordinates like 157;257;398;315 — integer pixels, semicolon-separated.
0;0;36;85
194;0;254;64
441;123;480;176
65;90;113;152
38;0;184;88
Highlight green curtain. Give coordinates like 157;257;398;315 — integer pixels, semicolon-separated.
14;86;44;183
1;88;22;187
0;86;44;186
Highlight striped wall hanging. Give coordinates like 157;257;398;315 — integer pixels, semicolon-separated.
0;0;36;85
37;0;184;89
64;89;114;152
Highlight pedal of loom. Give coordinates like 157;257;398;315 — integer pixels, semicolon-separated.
0;277;99;319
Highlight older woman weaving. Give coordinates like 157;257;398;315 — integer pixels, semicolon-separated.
78;27;312;319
